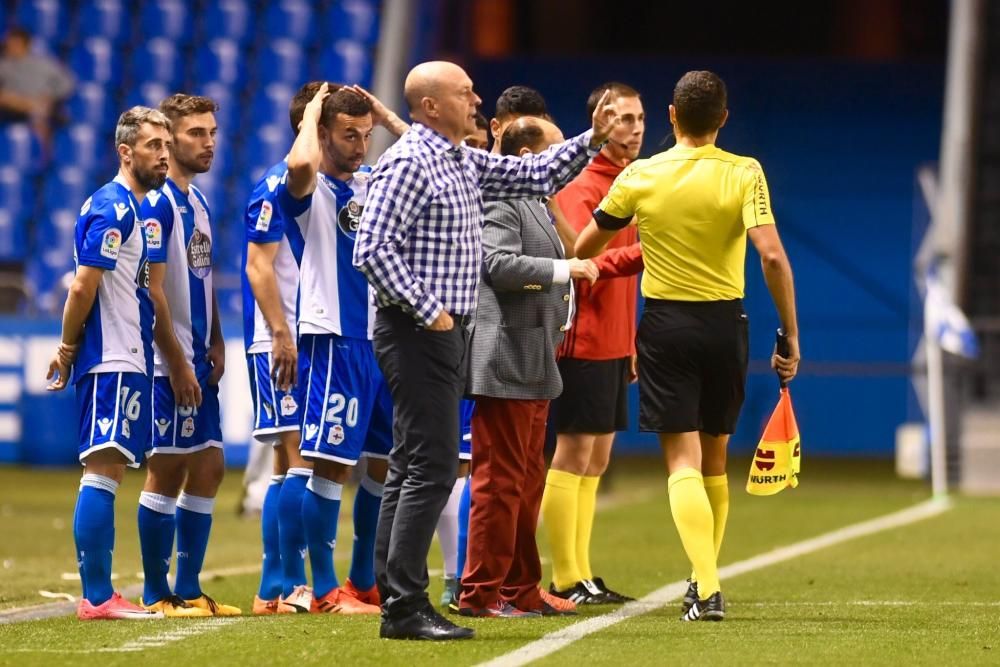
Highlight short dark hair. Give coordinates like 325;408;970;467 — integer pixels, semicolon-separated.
474;111;488;131
494;86;548;122
499;118;545;157
586;82;640;118
158;94;219;126
673;71;727;136
320;88;373;127
289;81;344;134
4;26;31;44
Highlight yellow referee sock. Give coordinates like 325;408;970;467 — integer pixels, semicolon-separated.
576;475;601;581
690;474;729;582
668;468;720;598
541;469;583;591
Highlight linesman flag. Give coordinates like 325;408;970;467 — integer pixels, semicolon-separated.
747;330;801;496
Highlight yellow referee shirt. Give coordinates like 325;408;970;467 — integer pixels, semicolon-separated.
596;143;775;301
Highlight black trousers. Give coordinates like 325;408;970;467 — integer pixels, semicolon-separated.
372;306;467;618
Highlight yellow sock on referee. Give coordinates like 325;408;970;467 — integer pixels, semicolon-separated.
690;474;729;582
541;469;583;591
668;468;720;598
575;475;601;581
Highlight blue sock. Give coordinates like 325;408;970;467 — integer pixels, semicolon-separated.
456;474;471;580
349;475;383;591
258;475;284;600
303;475;342;599
137;492;177;604
278;468;310;597
174;493;214;600
74;474;118;606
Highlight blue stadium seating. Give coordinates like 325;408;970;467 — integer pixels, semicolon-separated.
131;38;185;90
201;0;252;45
0;166;31;229
196;39;246;87
327;0;380;45
315;39;373;87
247;124;294;176
196;81;240;135
53;124;102;172
263;0;316;45
43;167;92;217
251;82;296;130
67;82;116;131
0;124;43;175
140;0;191;43
255;39;306;86
123;80;172;111
78;0;132;44
16;0;73;46
69;37;122;83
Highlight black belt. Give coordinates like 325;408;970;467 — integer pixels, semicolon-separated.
378;305;473;328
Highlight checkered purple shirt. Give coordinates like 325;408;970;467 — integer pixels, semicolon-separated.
353;122;597;326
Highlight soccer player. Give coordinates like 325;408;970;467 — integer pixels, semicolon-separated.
46;106;170;620
576;71;800;621
136;94;240;617
281;83;408;614
544;82;646;606
243;81;325;615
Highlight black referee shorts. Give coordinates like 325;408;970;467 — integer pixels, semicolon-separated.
636;298;748;436
551;357;630;433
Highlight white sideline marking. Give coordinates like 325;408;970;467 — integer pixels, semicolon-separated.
0;564;261;624
4;618;240;654
479;497;952;667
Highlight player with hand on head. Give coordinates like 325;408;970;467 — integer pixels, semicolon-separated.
46;106;170;621
136;93;241;618
281;82;408;615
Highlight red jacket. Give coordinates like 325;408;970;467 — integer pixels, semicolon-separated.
555;152;644;360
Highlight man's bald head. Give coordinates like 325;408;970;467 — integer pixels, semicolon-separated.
499;116;564;157
404;61;467;112
403;61;482;144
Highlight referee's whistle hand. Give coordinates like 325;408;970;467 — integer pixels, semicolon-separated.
771;335;800;383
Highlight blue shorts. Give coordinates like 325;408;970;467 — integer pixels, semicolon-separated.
459;399;474;460
149;376;223;456
299;334;392;466
246;351;302;444
76;372;152;468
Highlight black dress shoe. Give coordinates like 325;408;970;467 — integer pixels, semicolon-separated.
380;607;475;640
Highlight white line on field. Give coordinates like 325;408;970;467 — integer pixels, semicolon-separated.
479;497;952;667
3;618;240;654
0;564;262;624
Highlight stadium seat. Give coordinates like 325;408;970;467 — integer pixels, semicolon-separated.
197;82;240;136
0;166;31;227
43;167;92;216
262;0;315;44
201;0;252;44
326;0;380;45
196;39;245;87
123;81;171;112
140;0;191;43
0;208;28;261
67;82;115;131
247;124;293;176
255;40;306;87
53;125;101;172
131;38;185;89
251;82;296;130
78;0;131;44
69;37;122;84
316;40;373;87
0;124;43;174
16;0;72;46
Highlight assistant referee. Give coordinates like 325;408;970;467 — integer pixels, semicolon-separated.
576;70;800;623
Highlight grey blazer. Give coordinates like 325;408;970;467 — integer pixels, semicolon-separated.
466;198;571;400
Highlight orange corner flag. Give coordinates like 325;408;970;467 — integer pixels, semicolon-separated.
746;387;801;496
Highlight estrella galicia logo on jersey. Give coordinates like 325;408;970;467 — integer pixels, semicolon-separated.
186;229;212;279
338;200;363;236
114;202;130;221
100;228;122;260
256;200;273;232
144;219;162;250
136;258;150;289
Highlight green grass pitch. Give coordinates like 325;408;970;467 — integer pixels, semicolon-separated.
1;459;998;666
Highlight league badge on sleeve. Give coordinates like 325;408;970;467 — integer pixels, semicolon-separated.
256;201;273;231
144;220;162;250
100;229;122;260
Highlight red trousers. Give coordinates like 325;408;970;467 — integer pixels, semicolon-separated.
460;396;549;610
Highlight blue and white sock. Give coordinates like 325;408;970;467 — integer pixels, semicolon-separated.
174;492;214;600
138;491;177;604
456;474;471;580
74;474;118;606
257;475;284;600
303;474;343;599
348;474;383;591
436;476;465;579
278;468;310;597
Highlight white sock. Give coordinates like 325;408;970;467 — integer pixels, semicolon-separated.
435;476;466;578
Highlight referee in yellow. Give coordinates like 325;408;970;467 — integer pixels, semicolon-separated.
576;71;799;622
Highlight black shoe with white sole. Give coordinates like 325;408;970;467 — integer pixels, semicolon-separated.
590;577;634;604
680;591;725;622
681;579;698;614
549;580;608;605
